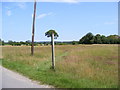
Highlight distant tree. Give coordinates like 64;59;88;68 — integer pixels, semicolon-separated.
8;40;14;46
79;33;120;44
2;40;5;46
107;35;119;44
101;35;107;44
79;32;94;44
72;41;78;45
25;40;31;46
20;41;26;45
26;40;31;43
14;42;21;46
94;34;102;44
117;37;120;44
34;42;38;46
0;39;2;46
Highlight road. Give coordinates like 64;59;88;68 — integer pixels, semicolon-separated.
0;66;52;88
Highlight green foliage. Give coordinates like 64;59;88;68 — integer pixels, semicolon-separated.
0;39;4;46
57;43;68;45
20;41;26;45
7;41;21;46
8;40;14;45
79;33;120;44
79;32;94;44
94;34;102;44
107;35;120;44
72;41;78;45
1;33;120;46
45;30;59;39
100;35;107;44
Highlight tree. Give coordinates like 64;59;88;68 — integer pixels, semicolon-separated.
0;39;1;45
20;41;26;45
79;32;94;44
107;35;119;44
2;41;5;46
8;40;14;46
117;36;120;44
94;34;102;44
45;30;59;69
101;35;107;44
26;40;31;46
72;41;78;45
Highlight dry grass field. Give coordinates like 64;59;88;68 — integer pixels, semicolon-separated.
1;44;118;88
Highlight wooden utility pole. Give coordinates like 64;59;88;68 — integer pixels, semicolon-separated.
51;33;55;69
31;0;37;56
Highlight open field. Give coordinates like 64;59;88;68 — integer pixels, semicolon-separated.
0;44;118;88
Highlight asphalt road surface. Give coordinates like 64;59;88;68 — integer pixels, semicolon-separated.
1;66;52;88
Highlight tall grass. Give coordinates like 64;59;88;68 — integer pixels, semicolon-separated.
1;45;118;88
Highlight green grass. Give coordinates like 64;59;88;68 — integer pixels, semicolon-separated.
0;44;118;88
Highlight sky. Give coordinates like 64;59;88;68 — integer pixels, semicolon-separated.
1;1;118;42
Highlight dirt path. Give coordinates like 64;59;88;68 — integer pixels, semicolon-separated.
1;66;52;88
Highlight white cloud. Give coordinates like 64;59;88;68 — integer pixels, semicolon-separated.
37;12;53;19
6;10;12;16
37;14;47;19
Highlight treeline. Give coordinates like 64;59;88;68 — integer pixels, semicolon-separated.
0;40;77;46
0;32;120;46
0;40;32;46
79;32;120;44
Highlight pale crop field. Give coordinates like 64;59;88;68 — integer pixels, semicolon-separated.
1;44;118;88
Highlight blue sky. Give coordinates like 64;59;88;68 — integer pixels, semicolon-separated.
1;2;118;42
